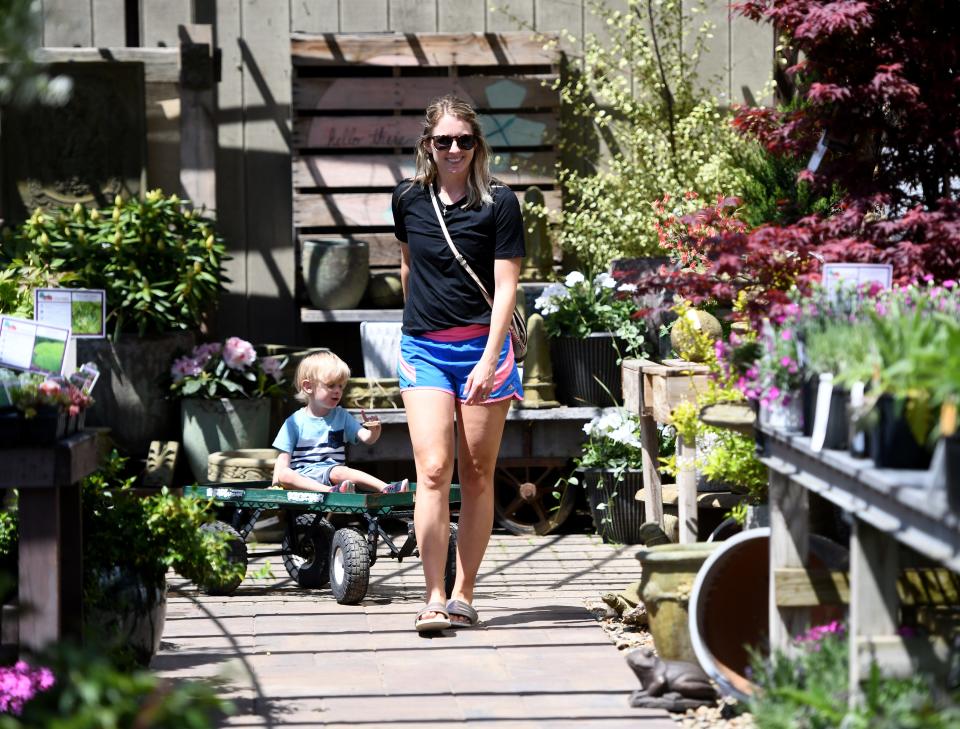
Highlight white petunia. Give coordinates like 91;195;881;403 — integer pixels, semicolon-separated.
594;272;617;290
618;283;638;293
564;271;586;287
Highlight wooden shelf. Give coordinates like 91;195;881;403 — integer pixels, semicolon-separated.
301;308;403;323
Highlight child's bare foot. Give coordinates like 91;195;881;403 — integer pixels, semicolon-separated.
330;481;355;493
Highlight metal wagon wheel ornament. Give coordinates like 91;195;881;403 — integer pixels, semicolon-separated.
493;461;577;536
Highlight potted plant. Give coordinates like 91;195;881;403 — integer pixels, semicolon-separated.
170;337;287;481
82;451;244;667
0;191;229;456
0;370;94;445
533;271;646;406
567;409;652;544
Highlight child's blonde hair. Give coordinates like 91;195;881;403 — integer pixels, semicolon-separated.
295;351;351;402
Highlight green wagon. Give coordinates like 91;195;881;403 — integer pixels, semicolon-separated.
185;481;461;605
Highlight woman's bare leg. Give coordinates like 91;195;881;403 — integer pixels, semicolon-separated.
451;398;511;619
402;389;456;618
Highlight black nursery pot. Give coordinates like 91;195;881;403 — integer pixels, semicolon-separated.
801;375;817;437
946;436;960;511
0;411;21;448
822;387;850;451
868;395;932;470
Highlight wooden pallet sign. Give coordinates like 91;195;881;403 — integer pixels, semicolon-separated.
291;31;561;308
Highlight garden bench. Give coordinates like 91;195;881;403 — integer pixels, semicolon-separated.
184;481;460;605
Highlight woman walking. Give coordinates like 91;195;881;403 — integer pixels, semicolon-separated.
391;95;525;632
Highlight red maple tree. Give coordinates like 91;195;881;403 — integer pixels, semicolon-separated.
636;0;960;324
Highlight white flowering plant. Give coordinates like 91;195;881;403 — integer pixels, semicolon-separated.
533;271;647;357
169;337;287;399
575;409;645;471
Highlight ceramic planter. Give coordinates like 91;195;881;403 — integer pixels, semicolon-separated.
86;567;167;667
181;398;272;482
77;330;196;457
301;238;369;309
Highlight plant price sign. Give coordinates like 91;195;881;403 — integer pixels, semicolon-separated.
33;288;107;338
0;317;70;375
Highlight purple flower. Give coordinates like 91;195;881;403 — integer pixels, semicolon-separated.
261;356;284;382
170;356;202;382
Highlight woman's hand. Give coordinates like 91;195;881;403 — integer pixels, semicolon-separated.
463;354;498;405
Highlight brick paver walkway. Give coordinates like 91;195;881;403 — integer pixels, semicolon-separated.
154;531;675;728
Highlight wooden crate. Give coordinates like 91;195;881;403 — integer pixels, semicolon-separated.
622;358;711;424
290;31;561;311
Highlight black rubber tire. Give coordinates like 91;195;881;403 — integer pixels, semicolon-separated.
329;528;370;605
199;521;247;596
444;523;458;598
280;513;334;588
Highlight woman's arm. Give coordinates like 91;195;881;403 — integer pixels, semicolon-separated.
463;257;521;404
399;242;411;301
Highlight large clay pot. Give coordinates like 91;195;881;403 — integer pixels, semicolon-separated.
580;468;646;544
86;567;167;667
77;331;195;457
301;238;369;309
549;332;624;406
181;398;272;482
636;541;720;663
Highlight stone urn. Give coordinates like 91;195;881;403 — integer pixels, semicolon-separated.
207;448;278;482
636;541;720;663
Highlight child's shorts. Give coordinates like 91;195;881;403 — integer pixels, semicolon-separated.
397;324;523;403
294;462;338;485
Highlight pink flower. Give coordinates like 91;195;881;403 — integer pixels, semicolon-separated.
780;329;794;341
780;356;793;368
222;337;256;370
38;380;60;398
0;661;55;715
944;280;957;289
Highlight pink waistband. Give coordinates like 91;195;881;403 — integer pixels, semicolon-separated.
423;324;490;342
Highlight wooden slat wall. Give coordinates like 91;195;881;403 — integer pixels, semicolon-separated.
32;0;773;344
291;31;561;283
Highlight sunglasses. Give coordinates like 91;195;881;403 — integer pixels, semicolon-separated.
430;134;477;151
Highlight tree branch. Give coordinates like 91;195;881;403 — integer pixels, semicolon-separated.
641;0;678;179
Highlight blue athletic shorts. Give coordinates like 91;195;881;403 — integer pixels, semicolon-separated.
397;325;523;403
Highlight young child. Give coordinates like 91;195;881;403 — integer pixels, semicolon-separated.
272;351;409;494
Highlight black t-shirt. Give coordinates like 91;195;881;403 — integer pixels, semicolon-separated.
392;180;525;335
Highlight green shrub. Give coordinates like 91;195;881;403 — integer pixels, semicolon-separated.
531;0;754;273
1;191;228;337
749;624;960;729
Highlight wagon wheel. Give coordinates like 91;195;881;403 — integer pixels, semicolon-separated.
493;463;577;536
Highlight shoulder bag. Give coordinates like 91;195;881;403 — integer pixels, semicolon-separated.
428;186;527;363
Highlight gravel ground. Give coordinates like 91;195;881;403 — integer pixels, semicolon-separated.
585;597;756;728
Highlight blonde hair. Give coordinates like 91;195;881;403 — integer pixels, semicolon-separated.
407;95;494;208
294;351;351;402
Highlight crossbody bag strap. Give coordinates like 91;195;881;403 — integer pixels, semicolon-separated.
428;185;495;308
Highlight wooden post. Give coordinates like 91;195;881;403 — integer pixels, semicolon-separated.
849;518;899;705
18;488;62;653
676;435;698;543
768;468;809;652
640;414;664;530
179;24;218;215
